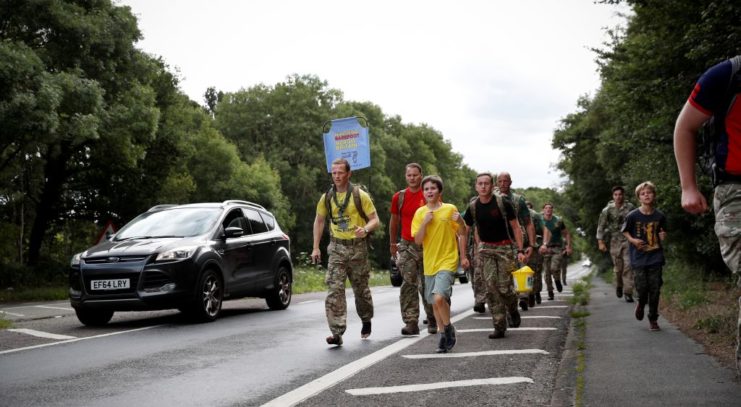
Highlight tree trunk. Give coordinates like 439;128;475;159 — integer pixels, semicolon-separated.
27;149;68;266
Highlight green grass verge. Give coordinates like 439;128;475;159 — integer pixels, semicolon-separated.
0;286;68;303
569;271;593;407
293;266;391;294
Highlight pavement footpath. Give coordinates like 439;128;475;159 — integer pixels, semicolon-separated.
583;275;741;406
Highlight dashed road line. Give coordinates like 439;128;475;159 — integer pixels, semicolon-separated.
402;349;548;359
345;376;534;396
261;309;476;407
8;328;77;340
473;316;561;320
35;305;74;311
299;300;320;305
0;310;25;317
531;305;568;309
0;325;163;356
457;327;557;333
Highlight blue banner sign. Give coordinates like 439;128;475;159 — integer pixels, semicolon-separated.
323;116;370;172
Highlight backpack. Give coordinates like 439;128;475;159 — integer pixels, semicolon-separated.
324;182;370;233
698;55;741;184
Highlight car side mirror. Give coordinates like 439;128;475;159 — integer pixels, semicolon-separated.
224;226;244;239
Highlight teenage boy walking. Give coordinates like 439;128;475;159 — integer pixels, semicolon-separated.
622;181;668;331
412;175;468;353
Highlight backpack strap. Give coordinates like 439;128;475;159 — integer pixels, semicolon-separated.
352;185;369;224
396;189;406;214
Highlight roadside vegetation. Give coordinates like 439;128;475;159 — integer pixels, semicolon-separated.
567;274;592;407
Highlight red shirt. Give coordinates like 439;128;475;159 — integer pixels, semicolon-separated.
390;188;426;242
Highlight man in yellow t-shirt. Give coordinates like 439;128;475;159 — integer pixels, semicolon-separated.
412;175;468;353
311;158;380;346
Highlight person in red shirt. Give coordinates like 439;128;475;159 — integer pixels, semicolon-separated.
390;163;436;335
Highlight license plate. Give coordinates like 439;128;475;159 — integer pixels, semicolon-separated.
91;279;130;290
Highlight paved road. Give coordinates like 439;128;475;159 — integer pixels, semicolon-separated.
0;264;588;406
583;275;741;406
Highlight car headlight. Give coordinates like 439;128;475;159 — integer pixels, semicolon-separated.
156;246;198;262
71;252;83;266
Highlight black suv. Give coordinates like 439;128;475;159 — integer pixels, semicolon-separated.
69;200;292;326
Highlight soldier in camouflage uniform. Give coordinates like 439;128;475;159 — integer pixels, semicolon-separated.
674;56;741;374
311;158;380;346
463;173;527;338
390;163;436;335
596;186;636;302
526;201;545;305
539;203;572;300
496;171;536;312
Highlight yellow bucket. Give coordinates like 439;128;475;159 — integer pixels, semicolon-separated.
512;265;534;294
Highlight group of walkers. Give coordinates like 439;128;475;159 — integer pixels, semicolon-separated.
308;56;739;368
311;158;572;352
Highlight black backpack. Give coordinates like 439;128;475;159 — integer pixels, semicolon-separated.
698;55;741;184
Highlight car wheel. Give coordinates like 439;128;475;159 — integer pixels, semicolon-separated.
184;269;223;322
266;265;292;310
75;308;114;326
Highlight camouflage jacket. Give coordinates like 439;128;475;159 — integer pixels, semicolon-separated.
596;200;635;242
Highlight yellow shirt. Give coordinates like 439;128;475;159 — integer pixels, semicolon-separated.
411;203;460;276
316;188;376;240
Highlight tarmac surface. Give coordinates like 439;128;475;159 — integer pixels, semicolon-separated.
583;275;741;406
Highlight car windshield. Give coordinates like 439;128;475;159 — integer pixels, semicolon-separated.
114;207;222;241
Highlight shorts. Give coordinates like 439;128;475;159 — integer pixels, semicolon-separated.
425;271;454;304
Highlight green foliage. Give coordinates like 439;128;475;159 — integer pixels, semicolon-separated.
555;0;741;278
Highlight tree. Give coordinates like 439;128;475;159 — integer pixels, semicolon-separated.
0;0;169;264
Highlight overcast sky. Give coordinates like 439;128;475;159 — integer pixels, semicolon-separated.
117;0;628;189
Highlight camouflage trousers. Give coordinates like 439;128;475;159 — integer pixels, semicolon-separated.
610;237;634;295
325;240;374;336
471;252;487;304
527;248;543;295
397;240;434;324
560;253;570;284
542;247;563;292
714;183;741;374
478;243;518;332
633;265;663;322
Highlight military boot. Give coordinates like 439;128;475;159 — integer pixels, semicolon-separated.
401;322;420;336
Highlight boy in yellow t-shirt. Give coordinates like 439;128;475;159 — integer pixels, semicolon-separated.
412;175;469;353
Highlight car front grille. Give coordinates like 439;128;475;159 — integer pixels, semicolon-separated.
84;255;149;264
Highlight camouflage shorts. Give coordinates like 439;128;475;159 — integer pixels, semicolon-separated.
714;183;741;275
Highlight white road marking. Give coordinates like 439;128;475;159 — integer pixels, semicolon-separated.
35;305;74;311
8;328;77;340
346;376;534;396
261;309;476;407
299;300;320;305
0;325;163;355
532;305;568;309
403;349;548;359
473;316;561;320
457;327;557;333
0;310;25;317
